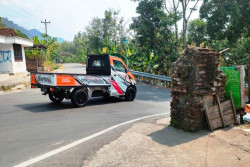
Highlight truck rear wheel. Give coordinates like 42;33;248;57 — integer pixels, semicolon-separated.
71;89;88;108
125;87;136;101
49;93;64;103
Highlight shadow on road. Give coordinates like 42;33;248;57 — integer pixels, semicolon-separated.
14;83;171;112
15;102;73;113
148;126;209;147
87;97;124;106
15;97;125;113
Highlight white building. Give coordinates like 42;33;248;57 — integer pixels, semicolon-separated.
0;28;33;74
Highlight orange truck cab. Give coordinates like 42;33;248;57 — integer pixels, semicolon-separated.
31;54;137;108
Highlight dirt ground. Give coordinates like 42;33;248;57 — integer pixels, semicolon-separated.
0;73;29;87
83;117;250;167
0;65;64;92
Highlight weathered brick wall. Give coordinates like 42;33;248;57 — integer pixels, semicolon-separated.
170;47;226;131
26;58;43;72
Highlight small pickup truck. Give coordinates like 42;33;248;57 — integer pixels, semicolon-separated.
30;54;137;107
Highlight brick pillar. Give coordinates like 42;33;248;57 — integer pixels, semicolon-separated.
170;47;226;131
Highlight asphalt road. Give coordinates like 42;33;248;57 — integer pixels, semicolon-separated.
0;63;171;167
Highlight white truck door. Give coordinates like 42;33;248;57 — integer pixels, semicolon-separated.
110;60;130;96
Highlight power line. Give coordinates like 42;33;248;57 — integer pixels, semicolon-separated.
0;0;41;21
0;0;74;40
8;0;41;20
0;2;37;30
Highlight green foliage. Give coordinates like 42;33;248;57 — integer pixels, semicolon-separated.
200;0;250;43
58;32;87;63
25;36;45;59
14;30;29;39
199;0;250;68
0;17;6;28
43;60;60;71
187;18;207;46
1;85;11;91
57;9;127;64
25;34;60;69
130;0;177;75
200;0;249;96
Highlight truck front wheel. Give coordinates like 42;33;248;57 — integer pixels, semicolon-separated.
71;89;88;108
49;93;64;103
125;87;136;101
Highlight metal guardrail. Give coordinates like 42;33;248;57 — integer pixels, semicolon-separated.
130;70;249;88
130;70;171;82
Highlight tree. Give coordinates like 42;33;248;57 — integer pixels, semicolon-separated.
0;17;6;28
82;10;127;54
56;10;128;64
102;10;120;43
134;0;201;49
131;0;176;75
180;0;200;49
200;0;250;102
42;34;59;61
200;0;250;43
163;0;182;51
85;17;103;53
187;18;206;45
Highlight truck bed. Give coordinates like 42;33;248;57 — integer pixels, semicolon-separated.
31;72;111;88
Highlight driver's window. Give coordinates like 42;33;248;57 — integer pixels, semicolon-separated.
113;60;126;72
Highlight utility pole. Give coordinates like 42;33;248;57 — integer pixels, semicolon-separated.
41;19;50;36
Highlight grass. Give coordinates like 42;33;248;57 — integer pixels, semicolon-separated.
240;122;250;129
43;60;61;71
1;85;11;91
59;64;64;69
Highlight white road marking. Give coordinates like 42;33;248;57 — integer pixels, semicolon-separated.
14;113;168;167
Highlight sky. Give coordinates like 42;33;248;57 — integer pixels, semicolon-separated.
0;0;202;41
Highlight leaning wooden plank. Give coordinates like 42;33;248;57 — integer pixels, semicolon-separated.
223;112;235;126
207;100;232;115
204;100;213;131
230;91;238;124
208;105;219;114
216;94;226;127
211;112;234;129
220;100;233;112
209;106;233;120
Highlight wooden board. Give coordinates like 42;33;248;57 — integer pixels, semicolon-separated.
207;101;232;119
204;92;238;131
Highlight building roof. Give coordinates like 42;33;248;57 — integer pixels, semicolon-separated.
0;28;16;37
0;28;33;47
0;35;33;47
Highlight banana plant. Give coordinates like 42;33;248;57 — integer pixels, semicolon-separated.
98;39;142;68
129;49;159;73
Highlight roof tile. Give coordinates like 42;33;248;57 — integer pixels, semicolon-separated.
0;28;16;37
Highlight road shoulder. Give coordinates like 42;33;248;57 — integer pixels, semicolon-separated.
83;117;250;167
